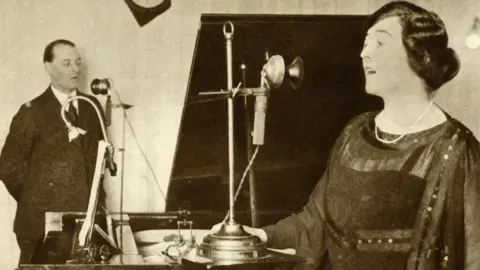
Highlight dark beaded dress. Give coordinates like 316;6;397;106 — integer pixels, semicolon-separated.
263;112;480;270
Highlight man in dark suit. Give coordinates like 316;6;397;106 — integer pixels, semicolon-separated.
0;39;104;265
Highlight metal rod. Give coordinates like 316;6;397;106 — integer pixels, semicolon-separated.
198;91;228;95
198;87;266;96
241;63;259;227
119;105;126;252
224;21;235;225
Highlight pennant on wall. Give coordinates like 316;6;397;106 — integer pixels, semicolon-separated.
124;0;172;27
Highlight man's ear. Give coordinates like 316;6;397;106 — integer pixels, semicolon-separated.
44;62;52;74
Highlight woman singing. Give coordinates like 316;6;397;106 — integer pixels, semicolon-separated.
227;1;480;269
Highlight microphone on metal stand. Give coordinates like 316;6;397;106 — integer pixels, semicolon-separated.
252;55;304;146
91;78;112;127
91;78;117;177
196;21;305;262
90;78;136;254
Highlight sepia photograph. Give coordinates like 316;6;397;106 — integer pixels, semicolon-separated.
0;0;478;269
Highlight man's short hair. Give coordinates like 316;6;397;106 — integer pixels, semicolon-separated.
43;39;76;63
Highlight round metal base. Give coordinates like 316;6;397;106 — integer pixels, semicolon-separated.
197;222;267;261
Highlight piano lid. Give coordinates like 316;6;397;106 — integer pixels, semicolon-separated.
166;14;382;227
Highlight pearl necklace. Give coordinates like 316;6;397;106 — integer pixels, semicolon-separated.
375;101;434;144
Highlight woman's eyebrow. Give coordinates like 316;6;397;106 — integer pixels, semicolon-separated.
374;29;393;38
366;28;393;38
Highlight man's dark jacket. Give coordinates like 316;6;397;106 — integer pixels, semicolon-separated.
0;87;103;240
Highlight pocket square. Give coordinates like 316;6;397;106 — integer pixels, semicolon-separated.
68;126;87;142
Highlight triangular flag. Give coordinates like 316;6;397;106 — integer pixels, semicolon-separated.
124;0;171;27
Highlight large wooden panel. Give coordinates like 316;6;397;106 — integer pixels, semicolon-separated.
166;14;383;226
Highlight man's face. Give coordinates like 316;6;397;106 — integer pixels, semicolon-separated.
45;44;82;93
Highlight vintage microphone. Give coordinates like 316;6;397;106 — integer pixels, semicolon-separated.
196;20;305;262
198;55;304;146
252;55;304;145
91;78;112;127
90;78;119;177
91;78;135;254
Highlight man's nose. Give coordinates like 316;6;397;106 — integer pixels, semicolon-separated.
72;64;81;74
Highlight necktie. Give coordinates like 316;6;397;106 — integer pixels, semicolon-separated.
66;103;85;147
66;104;78;126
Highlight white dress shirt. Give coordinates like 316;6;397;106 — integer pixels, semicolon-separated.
51;85;78;113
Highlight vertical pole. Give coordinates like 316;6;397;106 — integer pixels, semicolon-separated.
119;106;126;252
224;21;235;224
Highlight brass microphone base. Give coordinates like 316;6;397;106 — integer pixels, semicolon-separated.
197;222;267;262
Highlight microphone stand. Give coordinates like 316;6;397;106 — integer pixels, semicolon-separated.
196;21;267;263
110;99;133;256
194;21;302;264
91;78;133;254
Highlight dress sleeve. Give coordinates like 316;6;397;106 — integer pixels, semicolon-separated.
0;104;36;201
463;134;480;270
261;113;364;269
262;170;328;268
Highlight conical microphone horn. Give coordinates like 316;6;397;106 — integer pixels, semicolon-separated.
287;56;304;90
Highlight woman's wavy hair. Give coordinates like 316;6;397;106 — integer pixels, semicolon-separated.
365;1;460;92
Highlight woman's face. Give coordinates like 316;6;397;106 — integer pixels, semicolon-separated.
361;16;415;96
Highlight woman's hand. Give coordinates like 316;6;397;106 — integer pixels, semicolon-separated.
211;222;223;233
243;225;268;242
210;223;268;243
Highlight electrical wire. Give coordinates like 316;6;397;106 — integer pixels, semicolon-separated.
222;145;260;223
109;84;166;201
